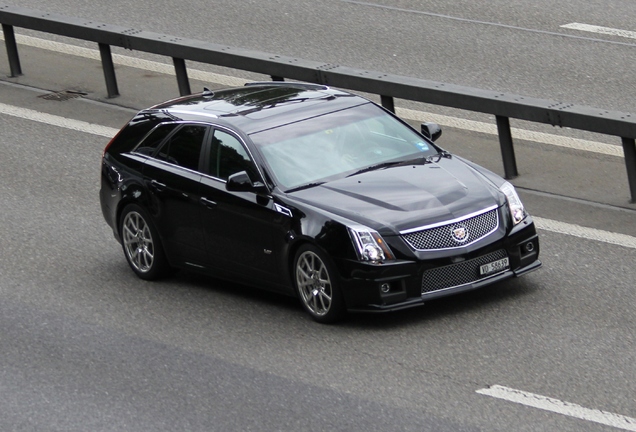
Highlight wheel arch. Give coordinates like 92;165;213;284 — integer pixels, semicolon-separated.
286;237;344;298
114;186;155;242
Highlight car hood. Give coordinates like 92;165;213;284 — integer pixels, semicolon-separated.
288;157;504;234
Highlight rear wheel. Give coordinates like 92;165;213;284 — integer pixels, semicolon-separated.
294;244;346;323
119;204;170;280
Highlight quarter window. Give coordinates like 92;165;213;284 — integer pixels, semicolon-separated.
134;123;179;156
155;124;207;171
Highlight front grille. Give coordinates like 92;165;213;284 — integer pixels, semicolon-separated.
421;249;508;294
402;207;499;251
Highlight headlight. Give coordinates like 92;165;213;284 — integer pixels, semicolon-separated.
348;225;395;262
500;181;526;225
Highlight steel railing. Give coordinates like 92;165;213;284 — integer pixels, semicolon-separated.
1;3;635;201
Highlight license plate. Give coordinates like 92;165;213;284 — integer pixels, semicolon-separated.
480;257;509;276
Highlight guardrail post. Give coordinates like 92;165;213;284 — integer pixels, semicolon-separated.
496;115;518;179
380;95;395;113
98;43;119;98
2;24;22;77
621;137;636;202
173;57;191;96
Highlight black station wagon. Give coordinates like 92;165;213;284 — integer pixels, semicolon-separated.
100;82;541;323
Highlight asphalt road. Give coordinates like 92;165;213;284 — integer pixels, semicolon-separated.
1;2;636;431
2;93;636;431
12;0;636;113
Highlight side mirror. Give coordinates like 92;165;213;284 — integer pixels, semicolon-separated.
421;122;442;142
226;171;267;193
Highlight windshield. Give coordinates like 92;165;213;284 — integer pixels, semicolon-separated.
250;103;439;191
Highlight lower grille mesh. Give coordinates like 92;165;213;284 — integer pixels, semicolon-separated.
421;249;508;294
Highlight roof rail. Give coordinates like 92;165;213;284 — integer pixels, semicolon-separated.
244;81;329;91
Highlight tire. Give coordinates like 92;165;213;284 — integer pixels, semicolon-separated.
293;244;346;323
119;204;170;280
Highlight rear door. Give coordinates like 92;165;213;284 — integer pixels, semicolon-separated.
142;123;209;266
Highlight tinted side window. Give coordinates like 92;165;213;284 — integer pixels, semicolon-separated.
156;125;207;171
107;112;188;156
107;118;163;155
209;130;258;180
134;123;179;156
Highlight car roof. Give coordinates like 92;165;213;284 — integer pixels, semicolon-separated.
143;83;370;134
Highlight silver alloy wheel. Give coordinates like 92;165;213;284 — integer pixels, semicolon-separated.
296;250;333;316
122;211;155;273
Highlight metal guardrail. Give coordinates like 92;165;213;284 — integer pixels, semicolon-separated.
1;4;636;202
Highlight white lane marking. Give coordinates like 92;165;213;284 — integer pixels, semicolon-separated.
0;34;624;158
561;23;636;40
533;217;636;249
0;102;118;138
343;0;636;50
477;385;636;431
1;102;635;248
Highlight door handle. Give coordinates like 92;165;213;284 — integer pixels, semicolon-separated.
200;197;217;208
150;180;167;191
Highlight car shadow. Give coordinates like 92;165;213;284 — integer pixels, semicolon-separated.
157;268;541;329
171;270;302;311
341;277;540;330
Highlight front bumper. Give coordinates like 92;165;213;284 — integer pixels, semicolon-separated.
336;217;541;313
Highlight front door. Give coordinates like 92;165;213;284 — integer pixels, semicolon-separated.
199;129;289;286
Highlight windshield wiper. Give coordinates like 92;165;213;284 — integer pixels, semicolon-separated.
347;157;436;177
285;181;325;193
346;160;411;177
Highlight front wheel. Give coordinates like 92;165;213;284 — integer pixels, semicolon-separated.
119;204;170;280
294;244;346;323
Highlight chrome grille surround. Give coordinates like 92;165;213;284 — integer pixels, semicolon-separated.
421;249;509;294
401;205;499;251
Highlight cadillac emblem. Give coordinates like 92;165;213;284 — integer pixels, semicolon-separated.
451;224;469;243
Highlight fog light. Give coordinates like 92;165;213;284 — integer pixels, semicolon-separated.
525;242;535;253
380;283;391;293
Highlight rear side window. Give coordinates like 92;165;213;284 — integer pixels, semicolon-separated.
156;125;208;171
134;123;179;156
